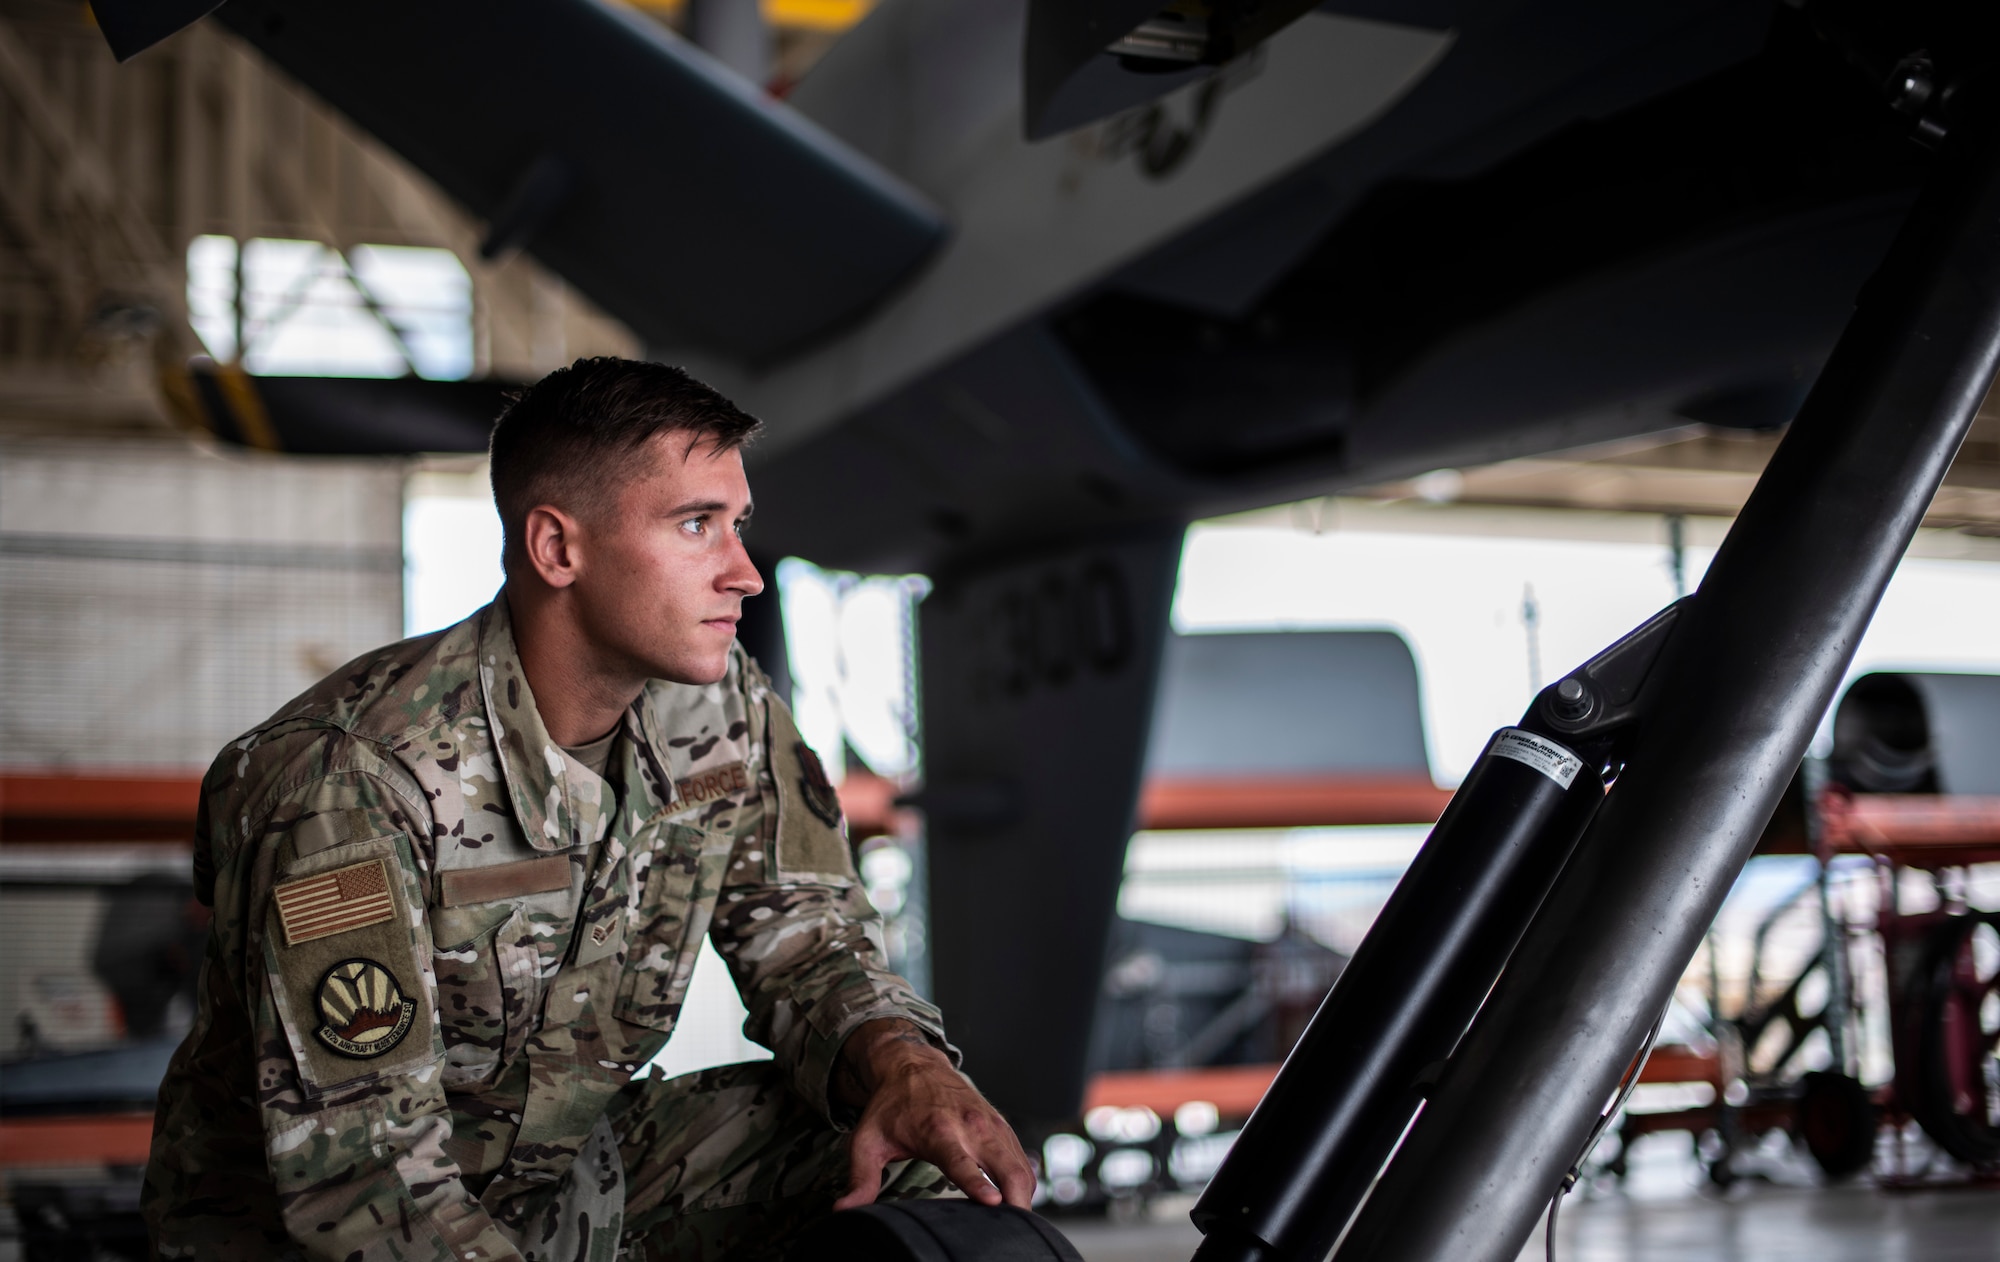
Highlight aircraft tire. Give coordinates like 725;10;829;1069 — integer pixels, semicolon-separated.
1910;913;2000;1167
1796;1071;1876;1179
787;1200;1084;1262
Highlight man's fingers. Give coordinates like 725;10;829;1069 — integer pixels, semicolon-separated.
984;1138;1038;1210
834;1130;892;1211
831;1174;882;1212
938;1147;1004;1207
965;1120;1037;1209
833;1066;1037;1212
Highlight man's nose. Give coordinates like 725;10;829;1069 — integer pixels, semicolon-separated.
723;535;764;597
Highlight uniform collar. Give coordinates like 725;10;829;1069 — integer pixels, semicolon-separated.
622;690;679;827
476;596;609;852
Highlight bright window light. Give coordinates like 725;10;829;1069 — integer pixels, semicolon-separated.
1119;823;1432;945
185;235;472;379
185;234;240;361
1174;518;2000;784
404;477;505;636
776;557;927;780
641;938;770;1079
351;245;475;380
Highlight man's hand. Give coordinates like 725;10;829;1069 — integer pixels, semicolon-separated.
831;1018;1036;1212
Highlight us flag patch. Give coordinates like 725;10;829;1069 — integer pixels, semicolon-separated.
275;859;396;946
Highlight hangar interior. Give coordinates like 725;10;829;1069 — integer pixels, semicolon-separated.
2;1;2000;1260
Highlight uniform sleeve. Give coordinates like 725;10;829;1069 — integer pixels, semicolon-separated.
709;692;956;1125
205;727;524;1262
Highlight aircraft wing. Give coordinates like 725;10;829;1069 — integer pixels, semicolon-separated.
207;0;947;363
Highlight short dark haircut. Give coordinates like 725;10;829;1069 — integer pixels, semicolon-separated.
488;357;761;565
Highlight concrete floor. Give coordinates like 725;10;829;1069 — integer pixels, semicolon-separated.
1052;1135;2000;1262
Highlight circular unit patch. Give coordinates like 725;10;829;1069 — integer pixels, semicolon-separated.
314;958;417;1058
795;742;843;827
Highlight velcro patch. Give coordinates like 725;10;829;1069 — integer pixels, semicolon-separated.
439;854;573;907
674;760;749;810
314;958;417;1058
794;743;842;826
266;834;434;1092
767;700;854;884
290;808;379;860
274;859;396;946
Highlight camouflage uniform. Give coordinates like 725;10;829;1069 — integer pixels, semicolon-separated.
142;598;953;1261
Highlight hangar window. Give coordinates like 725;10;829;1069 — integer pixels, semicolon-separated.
186;235;473;380
777;557;927;783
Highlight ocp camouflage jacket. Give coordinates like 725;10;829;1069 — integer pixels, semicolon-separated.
142;597;948;1261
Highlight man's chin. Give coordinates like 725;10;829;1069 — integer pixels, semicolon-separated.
644;652;733;688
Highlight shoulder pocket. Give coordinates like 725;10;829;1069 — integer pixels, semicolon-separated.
765;701;856;886
263;834;437;1093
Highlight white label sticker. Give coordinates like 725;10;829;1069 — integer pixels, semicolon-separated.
1490;728;1584;789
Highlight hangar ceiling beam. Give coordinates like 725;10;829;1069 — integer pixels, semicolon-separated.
0;164;88;325
230;140;425;375
0;14;644;431
0;17;190;348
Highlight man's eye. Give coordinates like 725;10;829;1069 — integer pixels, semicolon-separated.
680;518;705;536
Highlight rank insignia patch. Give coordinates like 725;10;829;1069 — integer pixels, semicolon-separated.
275;858;396;946
314;959;416;1058
795;742;843;826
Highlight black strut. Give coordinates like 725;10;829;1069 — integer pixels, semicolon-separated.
1189;69;2000;1262
1188;607;1681;1262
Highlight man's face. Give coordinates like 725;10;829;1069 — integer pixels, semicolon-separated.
569;433;762;686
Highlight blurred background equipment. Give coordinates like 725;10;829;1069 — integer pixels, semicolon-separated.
0;434;408;1257
1097;627;1431;1071
1831;671;2000;796
1025;628;1428;1215
1139;629;1443;829
1;442;405;769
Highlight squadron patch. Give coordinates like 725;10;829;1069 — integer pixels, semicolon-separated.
313;959;416;1058
795;742;843;827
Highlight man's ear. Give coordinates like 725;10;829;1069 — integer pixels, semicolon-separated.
522;504;584;589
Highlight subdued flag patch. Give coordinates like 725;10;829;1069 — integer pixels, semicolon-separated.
275;858;396;946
